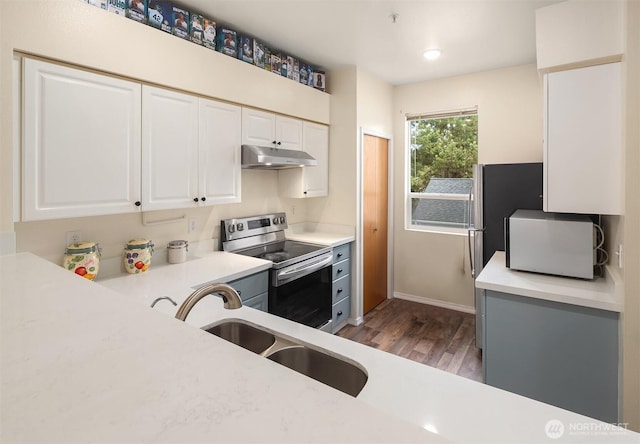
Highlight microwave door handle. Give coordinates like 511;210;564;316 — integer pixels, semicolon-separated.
277;254;334;282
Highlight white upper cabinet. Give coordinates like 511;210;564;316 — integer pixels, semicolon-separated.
198;99;241;205
279;122;329;198
543;62;622;215
275;116;303;151
535;1;623;71
22;58;141;221
142;86;242;210
141;86;199;211
241;108;302;150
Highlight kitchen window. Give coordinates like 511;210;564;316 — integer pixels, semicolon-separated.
406;108;478;233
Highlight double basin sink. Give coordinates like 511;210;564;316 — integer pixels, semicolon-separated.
202;320;368;397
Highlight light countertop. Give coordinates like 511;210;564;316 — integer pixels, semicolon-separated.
285;222;355;247
2;252;637;443
475;252;622;312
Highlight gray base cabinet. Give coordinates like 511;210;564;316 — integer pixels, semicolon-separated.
483;290;619;423
331;243;351;333
227;271;268;312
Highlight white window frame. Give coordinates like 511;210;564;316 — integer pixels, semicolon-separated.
405;107;477;235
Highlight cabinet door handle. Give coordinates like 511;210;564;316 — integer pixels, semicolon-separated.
201;197;206;202
337;253;343;258
337;268;343;273
135;201;141;207
337;288;343;293
337;311;343;316
272;140;277;145
277;141;282;145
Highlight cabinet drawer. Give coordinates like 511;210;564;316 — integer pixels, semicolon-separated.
242;291;268;312
333;243;351;263
332;296;350;326
332;274;350;304
228;271;269;300
332;259;350;281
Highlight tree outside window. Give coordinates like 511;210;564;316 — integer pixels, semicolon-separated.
407;112;478;230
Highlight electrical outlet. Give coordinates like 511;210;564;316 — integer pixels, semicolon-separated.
66;230;82;246
188;217;197;233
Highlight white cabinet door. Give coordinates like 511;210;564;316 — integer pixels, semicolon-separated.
241;108;275;146
22;59;141;221
199;99;241;205
301;122;328;196
141;86;199;211
241;108;302;150
544;62;622;215
279;122;329;198
275;116;303;150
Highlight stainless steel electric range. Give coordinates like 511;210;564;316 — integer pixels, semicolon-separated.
220;213;333;332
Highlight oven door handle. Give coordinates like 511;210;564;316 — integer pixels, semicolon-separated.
276;254;334;283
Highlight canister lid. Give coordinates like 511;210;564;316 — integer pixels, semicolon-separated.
167;240;188;249
65;241;99;255
125;239;153;249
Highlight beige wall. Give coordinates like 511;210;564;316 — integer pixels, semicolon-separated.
0;0;332;260
392;64;543;308
622;0;640;431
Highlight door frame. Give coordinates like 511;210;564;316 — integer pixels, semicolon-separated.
354;128;394;324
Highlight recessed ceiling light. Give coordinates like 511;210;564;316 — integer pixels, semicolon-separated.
423;49;441;61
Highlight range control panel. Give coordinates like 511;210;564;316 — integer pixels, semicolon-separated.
221;212;287;242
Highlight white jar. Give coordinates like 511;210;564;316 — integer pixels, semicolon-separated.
167;240;188;264
124;239;154;274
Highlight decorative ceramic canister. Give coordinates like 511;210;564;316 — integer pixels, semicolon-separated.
63;241;101;281
124;239;154;274
167;240;188;264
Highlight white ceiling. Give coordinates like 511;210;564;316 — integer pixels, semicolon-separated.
182;0;562;86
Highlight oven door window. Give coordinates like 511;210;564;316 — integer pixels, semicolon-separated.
269;267;332;329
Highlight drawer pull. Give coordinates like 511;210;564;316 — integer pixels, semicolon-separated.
337;288;343;293
337;311;343;316
337;268;343;273
337;253;343;258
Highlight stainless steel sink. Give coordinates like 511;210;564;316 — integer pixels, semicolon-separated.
267;346;368;397
202;320;368;397
203;321;276;354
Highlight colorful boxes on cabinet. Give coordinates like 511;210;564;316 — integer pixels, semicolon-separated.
83;0;325;90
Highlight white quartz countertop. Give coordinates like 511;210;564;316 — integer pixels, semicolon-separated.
475;252;622;312
2;252;637;443
285;223;355;247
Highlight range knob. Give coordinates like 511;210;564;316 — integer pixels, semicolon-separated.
237;223;244;231
279;216;286;224
273;217;279;225
228;224;236;233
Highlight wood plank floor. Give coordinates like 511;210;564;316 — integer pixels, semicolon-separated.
337;298;483;382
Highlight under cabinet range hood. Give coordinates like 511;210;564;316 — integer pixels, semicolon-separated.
241;145;317;169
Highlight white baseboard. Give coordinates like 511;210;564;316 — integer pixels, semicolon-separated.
393;292;476;315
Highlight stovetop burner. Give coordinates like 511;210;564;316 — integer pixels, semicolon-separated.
261;251;292;263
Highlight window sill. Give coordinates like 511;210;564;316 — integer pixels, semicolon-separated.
404;225;469;236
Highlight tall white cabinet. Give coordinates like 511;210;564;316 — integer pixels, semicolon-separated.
543;62;622;215
141;86;199;211
198;99;242;205
279;122;329;198
22;59;142;220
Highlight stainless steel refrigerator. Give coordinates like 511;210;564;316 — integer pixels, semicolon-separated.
468;163;543;348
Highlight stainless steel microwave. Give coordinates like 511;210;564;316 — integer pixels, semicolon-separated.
505;209;595;279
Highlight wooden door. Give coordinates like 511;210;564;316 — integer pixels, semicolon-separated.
363;135;388;314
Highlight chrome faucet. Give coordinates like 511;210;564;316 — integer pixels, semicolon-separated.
175;283;242;321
